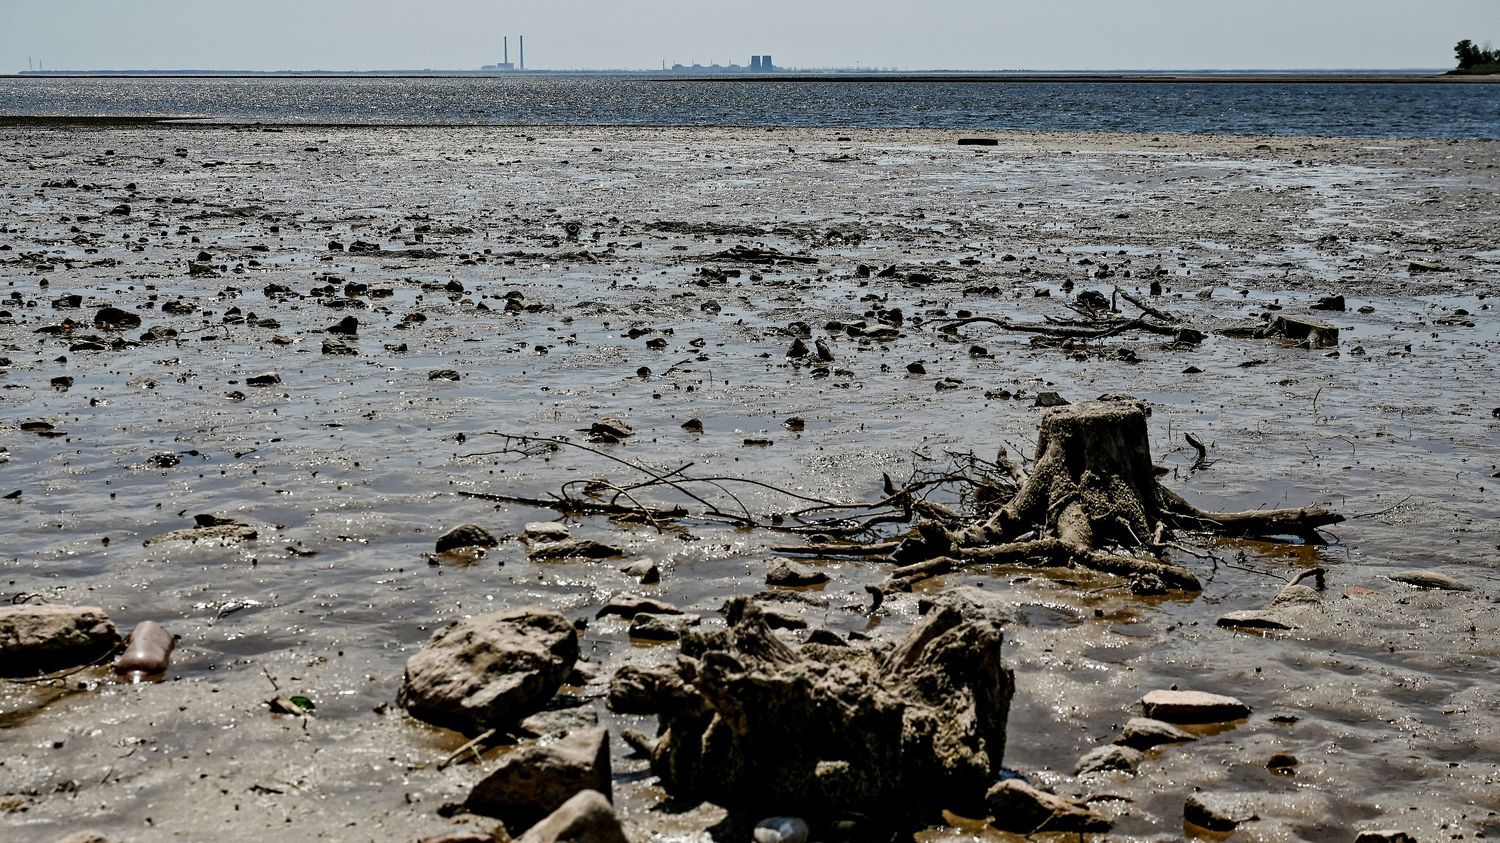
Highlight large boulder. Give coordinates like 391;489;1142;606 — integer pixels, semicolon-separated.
0;605;122;677
398;608;579;735
628;596;1012;824
465;727;612;830
514;790;629;843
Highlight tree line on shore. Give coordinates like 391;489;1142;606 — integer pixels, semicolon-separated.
1453;39;1500;73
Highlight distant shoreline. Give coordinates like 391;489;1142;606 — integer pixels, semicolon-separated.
4;71;1497;84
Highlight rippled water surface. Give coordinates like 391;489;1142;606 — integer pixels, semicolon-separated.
2;75;1499;137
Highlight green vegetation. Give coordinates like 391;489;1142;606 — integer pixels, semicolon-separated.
1452;39;1500;74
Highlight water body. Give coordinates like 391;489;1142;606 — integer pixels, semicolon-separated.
2;75;1498;137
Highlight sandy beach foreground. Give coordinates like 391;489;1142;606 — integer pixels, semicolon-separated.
2;126;1498;842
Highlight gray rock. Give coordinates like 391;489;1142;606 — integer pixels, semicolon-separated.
519;706;600;739
529;539;623;561
93;306;141;331
766;559;830;587
1034;391;1070;408
398;608;579;735
523;522;571;544
627;613;699;642
1389;571;1473;592
0;605;122;677
436;524;499;553
1141;689;1251;723
513;790;629;843
245;372;282;386
1355;831;1417;843
606;664;694;715
465;727;612;829
1184;792;1257;832
51;833;115;843
619;560;661;584
985;779;1110;834
1074;744;1143;776
143;522;258;547
753;817;809;843
1115;717;1196;751
1217;610;1296;632
595;597;682;620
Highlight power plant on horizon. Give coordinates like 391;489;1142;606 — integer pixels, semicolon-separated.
479;37;777;73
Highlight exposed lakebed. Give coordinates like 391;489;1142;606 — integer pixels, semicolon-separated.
1;126;1498;842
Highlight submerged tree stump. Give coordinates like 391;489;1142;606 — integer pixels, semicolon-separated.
885;400;1343;594
617;597;1013;825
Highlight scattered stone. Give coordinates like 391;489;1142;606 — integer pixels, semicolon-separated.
1267;315;1338;348
51;375;74;391
1311;294;1346;312
606;664;692;714
0;604;123;677
596;596;682;620
753;816;810;843
52;833;115;843
93;306;141;331
464;728;612;829
246;372;281;387
985;779;1110;834
1266;752;1299;772
1034;391;1069;408
143;522;258;547
588;419;633;441
681;418;704;433
1216;610;1296;632
398;608;579;735
1389;570;1473;592
146;452;180;469
1074;744;1143;776
619;560;661;584
766;558;829;587
627;613;699;642
518;706;599;739
327;315;359;335
1141;689;1250;723
1115;717;1196;751
512;790;629;843
1354;831;1417;843
787;337;809;358
436;524;499;554
416;834;493;843
522;522;571;544
321;339;357;355
1184;793;1256;832
429;369;462;381
1407;260;1450;273
529;539;623;561
957;138;999;146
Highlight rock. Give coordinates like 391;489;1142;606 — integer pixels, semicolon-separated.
1216;610;1296;631
398;608;579;735
619;560;661;584
766;559;829;587
513;790;628;843
753;817;810;843
985;779;1110;834
321;339;357;355
588;419;633;441
1268;315;1338;348
1408;260;1450;273
436;524;499;553
1074;744;1143;776
416;834;493;843
1311;294;1346;311
1184;793;1256;832
1141;689;1250;723
429;369;461;381
522;522;571;544
328;315;359;335
1266;752;1299;771
0;605;123;677
606;664;695;714
142;523;258;546
1389;570;1473;592
246;372;281;387
518;706;599;739
1034;391;1069;408
93;306;141;331
627;613;698;642
529;539;623;561
1355;831;1417;843
596;597;682;620
787;337;809;358
464;728;612;829
637;597;1012;822
1115;717;1196;751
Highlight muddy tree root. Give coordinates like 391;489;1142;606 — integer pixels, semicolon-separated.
878;399;1343;594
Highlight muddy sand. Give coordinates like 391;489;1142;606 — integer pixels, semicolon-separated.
2;125;1498;842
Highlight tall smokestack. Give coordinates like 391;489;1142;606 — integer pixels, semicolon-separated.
520;35;525;71
504;36;509;66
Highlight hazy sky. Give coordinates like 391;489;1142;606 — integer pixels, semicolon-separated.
1;0;1495;72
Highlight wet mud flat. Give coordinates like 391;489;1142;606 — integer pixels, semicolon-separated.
1;125;1498;842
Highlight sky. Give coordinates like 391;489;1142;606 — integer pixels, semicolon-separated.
0;0;1495;73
